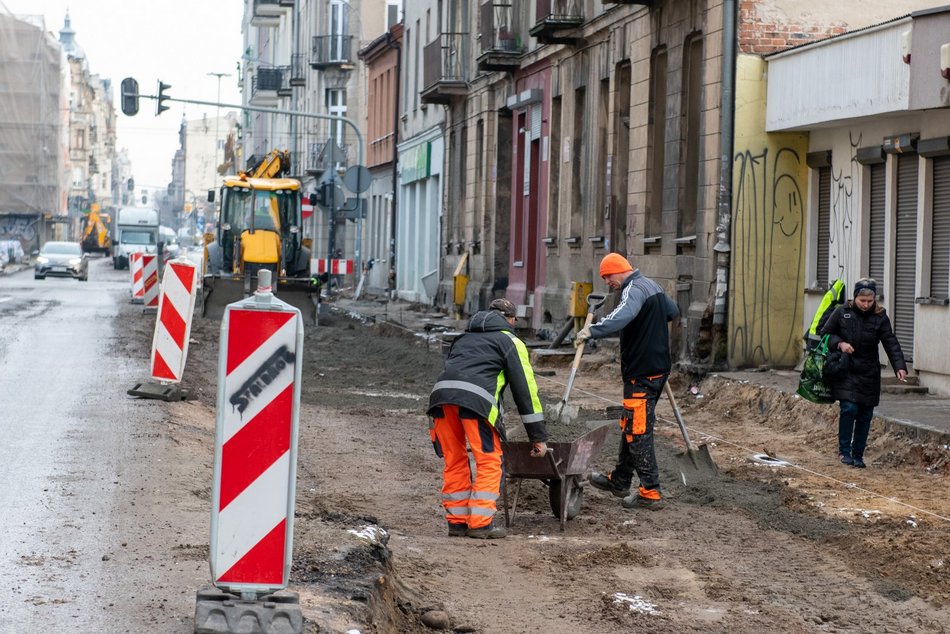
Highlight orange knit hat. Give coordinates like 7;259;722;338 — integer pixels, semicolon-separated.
599;253;633;278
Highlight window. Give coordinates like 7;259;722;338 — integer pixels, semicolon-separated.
571;87;586;240
648;47;668;239
931;156;950;298
816;166;831;287
680;34;703;238
386;1;402;30
548;96;561;238
326;89;347;145
330;0;349;61
867;162;886;298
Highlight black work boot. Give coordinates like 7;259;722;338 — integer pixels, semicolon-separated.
589;471;629;498
447;522;468;537
621;493;665;511
467;519;506;539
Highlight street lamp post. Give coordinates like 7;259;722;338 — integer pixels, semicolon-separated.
207;72;231;192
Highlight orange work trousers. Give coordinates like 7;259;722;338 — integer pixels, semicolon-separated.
432;404;503;530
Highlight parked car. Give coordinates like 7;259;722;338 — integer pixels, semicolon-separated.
34;241;88;281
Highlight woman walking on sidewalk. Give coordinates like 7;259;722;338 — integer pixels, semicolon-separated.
820;279;907;468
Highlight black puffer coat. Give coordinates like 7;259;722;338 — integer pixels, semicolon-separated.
820;302;907;406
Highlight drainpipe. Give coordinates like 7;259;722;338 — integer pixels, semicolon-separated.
712;0;737;364
386;31;401;294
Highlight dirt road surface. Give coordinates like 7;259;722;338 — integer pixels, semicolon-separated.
124;299;949;633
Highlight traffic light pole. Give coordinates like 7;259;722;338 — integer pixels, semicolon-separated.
127;90;366;276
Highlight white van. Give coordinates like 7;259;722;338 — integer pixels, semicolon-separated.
113;207;159;269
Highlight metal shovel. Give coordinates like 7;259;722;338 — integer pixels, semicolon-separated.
551;293;606;424
664;382;718;484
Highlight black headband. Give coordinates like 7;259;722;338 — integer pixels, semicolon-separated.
853;280;877;296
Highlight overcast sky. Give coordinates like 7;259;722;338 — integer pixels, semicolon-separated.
1;0;244;192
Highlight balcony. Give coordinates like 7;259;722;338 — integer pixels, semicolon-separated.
421;33;469;105
307;140;350;176
251;0;284;26
530;0;584;45
310;35;355;70
477;2;523;72
275;65;293;97
250;68;282;106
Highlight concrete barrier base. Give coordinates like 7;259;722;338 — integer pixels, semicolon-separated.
194;586;303;634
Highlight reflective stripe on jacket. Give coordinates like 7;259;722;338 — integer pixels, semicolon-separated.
428;310;547;442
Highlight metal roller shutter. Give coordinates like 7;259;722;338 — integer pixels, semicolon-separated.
868;163;886;298
816;167;831;287
894;154;918;361
931;156;950;299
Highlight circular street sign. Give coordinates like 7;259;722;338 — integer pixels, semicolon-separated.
343;165;372;193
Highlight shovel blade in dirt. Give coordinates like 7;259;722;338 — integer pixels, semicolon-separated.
673;443;718;486
664;382;718;484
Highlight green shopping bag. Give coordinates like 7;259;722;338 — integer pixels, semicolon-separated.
797;334;835;404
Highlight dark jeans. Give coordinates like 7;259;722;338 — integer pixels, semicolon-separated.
611;374;667;493
838;400;875;459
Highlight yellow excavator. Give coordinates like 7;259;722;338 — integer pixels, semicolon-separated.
80;203;112;256
201;150;315;321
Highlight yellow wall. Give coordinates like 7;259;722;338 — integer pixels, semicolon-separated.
729;55;810;367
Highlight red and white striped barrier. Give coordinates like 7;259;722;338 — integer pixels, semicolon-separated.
312;258;353;275
210;281;303;591
142;254;160;309
149;258;198;383
130;252;144;302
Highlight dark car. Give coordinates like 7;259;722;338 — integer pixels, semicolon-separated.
34;241;88;281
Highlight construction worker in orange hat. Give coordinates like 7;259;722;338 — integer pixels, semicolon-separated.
427;298;548;538
575;253;679;510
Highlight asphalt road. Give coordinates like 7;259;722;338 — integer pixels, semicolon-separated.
0;256;204;632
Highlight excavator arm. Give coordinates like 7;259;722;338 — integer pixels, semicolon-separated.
241;149;291;179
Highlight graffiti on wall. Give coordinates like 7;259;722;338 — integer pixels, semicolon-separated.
730;146;806;366
0;216;38;243
829;133;861;283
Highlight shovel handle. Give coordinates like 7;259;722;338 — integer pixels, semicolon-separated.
570;311;596;369
664;382;695;450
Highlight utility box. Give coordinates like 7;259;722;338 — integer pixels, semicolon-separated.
453;274;469;306
569;281;593;317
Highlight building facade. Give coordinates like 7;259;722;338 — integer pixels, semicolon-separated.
762;5;950;394
240;0;386;278
358;21;402;293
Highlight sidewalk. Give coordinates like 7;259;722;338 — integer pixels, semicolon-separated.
714;369;950;444
328;296;950;445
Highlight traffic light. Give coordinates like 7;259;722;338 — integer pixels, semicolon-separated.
120;77;139;116
313;182;334;207
156;80;171;115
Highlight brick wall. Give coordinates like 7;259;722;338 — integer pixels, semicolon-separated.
739;0;848;54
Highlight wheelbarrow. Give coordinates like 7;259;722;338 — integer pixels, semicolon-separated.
501;422;612;531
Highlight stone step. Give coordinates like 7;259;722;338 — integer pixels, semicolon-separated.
882;375;919;386
881;383;929;395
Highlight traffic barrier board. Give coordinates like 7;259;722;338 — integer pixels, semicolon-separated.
130;252;144;302
142;254;160;308
210;284;303;592
149;258;198;383
312;258;353;275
